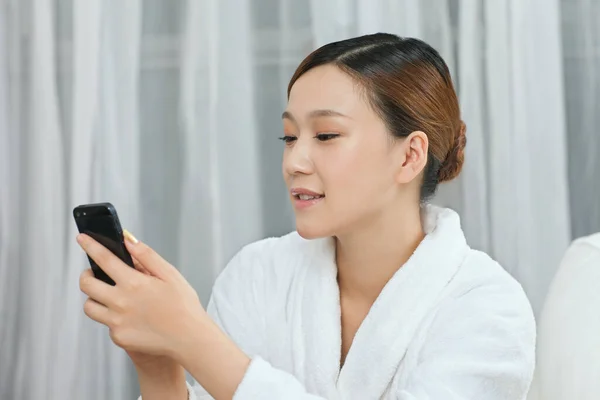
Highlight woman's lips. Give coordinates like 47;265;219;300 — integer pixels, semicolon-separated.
290;188;325;210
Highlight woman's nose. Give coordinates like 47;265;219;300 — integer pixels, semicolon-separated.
283;138;314;176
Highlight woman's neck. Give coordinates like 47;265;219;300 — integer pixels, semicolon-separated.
335;205;425;305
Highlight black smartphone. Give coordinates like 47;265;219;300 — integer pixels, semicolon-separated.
73;202;134;285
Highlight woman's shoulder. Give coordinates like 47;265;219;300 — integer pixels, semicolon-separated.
446;248;535;328
458;249;526;292
429;205;533;315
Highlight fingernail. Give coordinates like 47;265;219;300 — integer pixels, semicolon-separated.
123;229;139;244
76;234;85;243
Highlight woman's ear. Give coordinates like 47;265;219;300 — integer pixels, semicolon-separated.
395;131;428;184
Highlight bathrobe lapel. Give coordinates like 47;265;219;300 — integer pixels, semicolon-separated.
301;206;470;399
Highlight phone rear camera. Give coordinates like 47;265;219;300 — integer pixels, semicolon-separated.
83;212;86;216
76;212;80;217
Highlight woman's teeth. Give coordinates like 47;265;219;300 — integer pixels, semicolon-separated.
298;194;322;200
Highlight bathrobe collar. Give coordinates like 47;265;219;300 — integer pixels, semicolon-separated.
300;205;470;398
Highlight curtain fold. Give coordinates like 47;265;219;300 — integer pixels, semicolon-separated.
0;0;22;395
562;0;600;238
52;1;102;396
178;0;263;307
19;1;66;399
457;0;491;254
178;0;219;305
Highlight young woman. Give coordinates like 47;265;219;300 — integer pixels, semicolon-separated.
77;33;536;399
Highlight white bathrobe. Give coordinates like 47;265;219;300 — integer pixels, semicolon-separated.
528;233;600;400
180;206;536;399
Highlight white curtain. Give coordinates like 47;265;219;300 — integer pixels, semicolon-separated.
0;0;263;398
0;0;597;399
561;0;600;239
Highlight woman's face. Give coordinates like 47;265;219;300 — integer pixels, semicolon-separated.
282;65;417;239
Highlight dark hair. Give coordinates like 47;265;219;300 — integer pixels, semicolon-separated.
288;33;466;201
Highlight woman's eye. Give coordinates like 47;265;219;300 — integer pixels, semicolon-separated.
315;133;340;141
278;135;297;144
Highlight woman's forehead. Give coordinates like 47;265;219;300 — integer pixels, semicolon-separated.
286;65;371;121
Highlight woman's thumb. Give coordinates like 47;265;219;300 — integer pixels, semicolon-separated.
123;229;176;281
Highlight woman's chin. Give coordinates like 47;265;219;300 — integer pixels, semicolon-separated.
295;219;332;240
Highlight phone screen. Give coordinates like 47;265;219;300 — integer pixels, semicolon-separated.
74;203;133;285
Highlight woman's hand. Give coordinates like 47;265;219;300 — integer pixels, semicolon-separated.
77;230;206;359
78;231;252;399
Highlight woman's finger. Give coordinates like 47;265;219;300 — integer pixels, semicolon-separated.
131;255;150;275
79;269;118;307
83;298;113;326
80;267;94;279
77;233;138;285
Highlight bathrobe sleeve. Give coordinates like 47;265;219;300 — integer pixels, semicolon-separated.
137;243;273;400
188;240;331;400
187;244;272;399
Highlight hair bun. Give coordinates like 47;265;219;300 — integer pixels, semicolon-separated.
438;121;466;183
